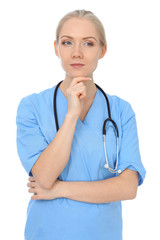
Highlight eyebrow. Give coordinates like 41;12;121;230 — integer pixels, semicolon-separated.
60;35;97;41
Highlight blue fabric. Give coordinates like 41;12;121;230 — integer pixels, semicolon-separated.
16;84;146;240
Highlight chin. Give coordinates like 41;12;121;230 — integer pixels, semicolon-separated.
66;70;94;79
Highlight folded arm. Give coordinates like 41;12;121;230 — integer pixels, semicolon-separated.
61;168;139;204
28;168;139;203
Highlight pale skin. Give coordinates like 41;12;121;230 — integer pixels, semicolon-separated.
27;17;139;203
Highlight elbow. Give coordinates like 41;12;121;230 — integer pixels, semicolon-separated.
130;177;139;200
119;168;139;200
43;181;55;190
36;177;55;190
123;182;138;200
129;188;138;200
31;170;56;190
38;177;56;190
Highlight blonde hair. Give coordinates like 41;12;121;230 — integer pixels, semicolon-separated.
55;9;107;49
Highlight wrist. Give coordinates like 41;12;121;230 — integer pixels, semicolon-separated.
66;112;79;122
58;180;68;198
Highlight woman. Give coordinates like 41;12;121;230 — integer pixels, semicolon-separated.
16;9;146;240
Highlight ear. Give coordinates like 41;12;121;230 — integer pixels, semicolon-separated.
54;40;59;57
99;45;107;59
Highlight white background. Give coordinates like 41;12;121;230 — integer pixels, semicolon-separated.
0;0;159;239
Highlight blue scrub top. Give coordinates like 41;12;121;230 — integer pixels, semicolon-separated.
16;84;146;240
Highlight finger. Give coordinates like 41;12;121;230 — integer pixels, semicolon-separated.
31;194;38;200
27;182;37;188
28;188;37;193
28;177;36;182
73;81;85;88
67;84;86;96
72;85;86;92
79;92;86;99
71;77;90;86
31;193;42;200
74;87;86;98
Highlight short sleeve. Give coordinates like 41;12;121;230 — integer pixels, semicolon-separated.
16;97;48;177
117;101;146;186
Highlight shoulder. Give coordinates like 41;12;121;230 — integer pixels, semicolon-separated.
105;92;135;124
17;85;57;109
16;85;57;119
20;85;56;104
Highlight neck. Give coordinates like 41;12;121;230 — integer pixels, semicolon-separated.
60;74;97;101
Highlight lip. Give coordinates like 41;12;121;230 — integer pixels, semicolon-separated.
70;63;85;68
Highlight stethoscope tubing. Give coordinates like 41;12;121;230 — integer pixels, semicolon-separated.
53;80;121;174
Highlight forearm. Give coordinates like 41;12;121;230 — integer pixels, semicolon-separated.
31;113;78;189
61;176;134;204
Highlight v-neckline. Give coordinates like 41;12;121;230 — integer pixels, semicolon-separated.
58;85;99;125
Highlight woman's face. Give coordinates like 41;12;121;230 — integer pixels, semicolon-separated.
54;17;106;79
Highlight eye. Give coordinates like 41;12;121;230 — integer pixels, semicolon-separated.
62;41;72;45
84;42;94;46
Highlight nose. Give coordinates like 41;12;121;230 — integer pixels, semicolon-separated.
71;43;83;58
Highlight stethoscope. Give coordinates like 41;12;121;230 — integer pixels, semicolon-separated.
53;80;121;174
